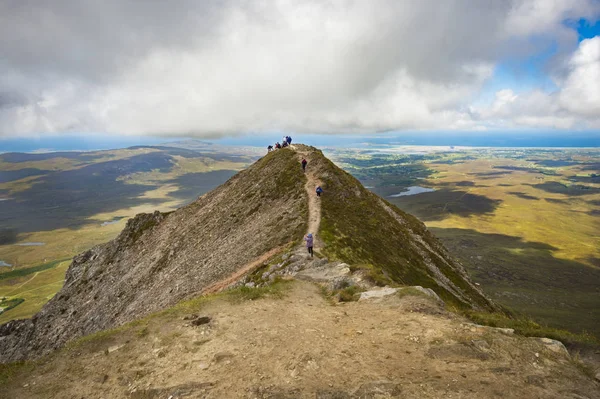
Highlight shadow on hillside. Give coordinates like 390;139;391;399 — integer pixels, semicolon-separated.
0;153;175;233
508;191;539;200
167;170;238;201
0;168;49;183
469;170;513;179
430;227;600;336
389;189;502;221
529;181;600;196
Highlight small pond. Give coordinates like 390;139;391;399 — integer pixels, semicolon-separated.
101;217;125;226
16;242;45;246
0;260;11;267
389;186;436;197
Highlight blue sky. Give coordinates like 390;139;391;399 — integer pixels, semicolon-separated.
478;17;599;106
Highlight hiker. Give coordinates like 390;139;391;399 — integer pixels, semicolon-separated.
305;233;314;257
282;140;289;148
275;142;281;149
301;158;307;172
286;136;292;145
316;186;323;197
267;145;273;152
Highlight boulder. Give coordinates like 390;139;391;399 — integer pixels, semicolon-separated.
359;287;399;301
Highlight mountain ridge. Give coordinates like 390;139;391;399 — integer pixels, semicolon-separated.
1;145;495;363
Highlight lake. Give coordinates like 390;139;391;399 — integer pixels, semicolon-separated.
0;261;11;267
389;186;436;197
16;242;45;246
101;217;125;226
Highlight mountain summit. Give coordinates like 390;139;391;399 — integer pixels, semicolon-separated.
0;145;496;363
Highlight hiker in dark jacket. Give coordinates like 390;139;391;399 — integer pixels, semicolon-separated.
316;186;323;197
304;233;314;257
301;158;307;172
286;136;292;145
267;145;273;152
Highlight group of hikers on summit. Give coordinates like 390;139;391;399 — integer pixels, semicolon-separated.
267;135;292;152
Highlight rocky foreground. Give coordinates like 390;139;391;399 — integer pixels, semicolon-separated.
2;278;598;399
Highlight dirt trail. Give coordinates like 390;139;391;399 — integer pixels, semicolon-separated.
5;280;597;399
294;147;323;250
201;246;287;295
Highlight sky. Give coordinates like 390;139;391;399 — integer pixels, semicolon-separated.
0;0;599;140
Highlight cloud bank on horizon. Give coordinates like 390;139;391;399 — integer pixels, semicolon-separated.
0;0;599;138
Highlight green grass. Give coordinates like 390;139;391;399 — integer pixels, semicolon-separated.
0;361;35;385
338;285;362;302
464;310;599;348
396;287;432;300
226;280;290;302
0;260;71;324
348;264;393;287
0;297;24;313
0;259;69;281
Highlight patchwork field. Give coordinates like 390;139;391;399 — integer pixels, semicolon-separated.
0;142;257;322
331;147;600;337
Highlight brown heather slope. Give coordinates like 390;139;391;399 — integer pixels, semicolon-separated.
0;148;308;363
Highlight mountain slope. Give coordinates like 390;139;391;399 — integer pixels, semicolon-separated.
0;149;307;362
305;146;498;311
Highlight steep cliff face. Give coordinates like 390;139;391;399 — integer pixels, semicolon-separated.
0;149;308;362
0;145;498;364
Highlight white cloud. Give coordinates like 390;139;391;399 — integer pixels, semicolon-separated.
475;37;600;129
0;0;599;137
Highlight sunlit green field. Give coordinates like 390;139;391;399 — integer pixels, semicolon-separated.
331;147;600;337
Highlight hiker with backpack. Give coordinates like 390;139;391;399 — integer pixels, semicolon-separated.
286;136;292;145
304;233;314;257
316;186;323;197
301;158;307;172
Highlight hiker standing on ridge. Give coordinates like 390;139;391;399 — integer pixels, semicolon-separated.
301;158;307;172
305;233;314;257
286;136;292;145
316;186;323;197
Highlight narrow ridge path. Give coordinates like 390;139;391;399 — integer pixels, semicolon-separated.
294;147;323;251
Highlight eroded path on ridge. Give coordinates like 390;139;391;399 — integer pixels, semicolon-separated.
294;146;323;250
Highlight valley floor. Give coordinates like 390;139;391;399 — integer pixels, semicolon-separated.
2;280;598;399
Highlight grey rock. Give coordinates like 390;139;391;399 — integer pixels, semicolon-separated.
328;277;354;291
533;337;569;356
403;286;442;302
471;339;490;352
245;282;256;288
359;288;399;301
